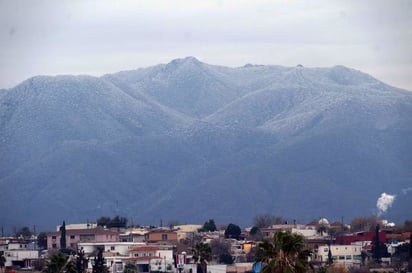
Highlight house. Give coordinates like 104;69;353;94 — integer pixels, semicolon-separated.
119;227;149;242
47;227;120;249
78;241;146;256
260;224;309;238
335;231;386;245
122;245;175;273
0;239;40;269
145;230;178;244
56;223;98;230
315;244;362;267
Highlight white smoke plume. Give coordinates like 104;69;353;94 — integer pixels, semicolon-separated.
376;193;396;216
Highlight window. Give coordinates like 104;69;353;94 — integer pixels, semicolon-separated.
162;234;168;240
52;236;56;239
79;234;95;242
353;255;362;260
52;244;57;249
339;256;345;260
134;253;139;257
323;248;328;252
70;235;75;240
346;255;351;260
111;246;115;251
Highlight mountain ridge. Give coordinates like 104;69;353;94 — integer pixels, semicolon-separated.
1;57;411;231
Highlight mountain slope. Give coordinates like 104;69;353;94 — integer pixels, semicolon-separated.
1;58;411;231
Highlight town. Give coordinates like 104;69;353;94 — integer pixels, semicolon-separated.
0;216;411;273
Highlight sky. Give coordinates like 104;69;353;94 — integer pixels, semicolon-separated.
1;0;412;90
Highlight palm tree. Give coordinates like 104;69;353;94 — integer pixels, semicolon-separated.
192;242;212;273
43;251;76;273
255;231;312;273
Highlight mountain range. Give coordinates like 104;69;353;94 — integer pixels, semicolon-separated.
1;57;411;231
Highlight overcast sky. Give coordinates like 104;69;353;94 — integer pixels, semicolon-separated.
1;0;411;90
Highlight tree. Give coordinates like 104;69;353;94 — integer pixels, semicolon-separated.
124;262;137;273
255;231;312;273
193;242;212;273
76;247;89;273
92;247;109;273
254;215;285;228
37;232;48;249
0;251;5;273
400;220;412;232
350;216;377;232
60;221;66;249
201;219;217;232
317;225;327;236
110;216;128;228
43;251;75;273
96;216;128;228
15;226;33;239
219;253;234;264
371;224;389;263
96;217;111;227
249;227;263;241
32;259;46;271
210;238;231;263
224;223;241;239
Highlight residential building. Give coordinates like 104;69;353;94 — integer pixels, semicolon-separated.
315;244;362;267
56;223;98;231
0;239;39;269
336;231;386;245
119;227;149;242
47;227;119;249
121;245;175;273
145;230;178;244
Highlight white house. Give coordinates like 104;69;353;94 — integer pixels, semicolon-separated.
316;244;362;267
78;241;146;256
2;240;39;269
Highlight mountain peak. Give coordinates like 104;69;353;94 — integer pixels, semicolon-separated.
167;56;202;66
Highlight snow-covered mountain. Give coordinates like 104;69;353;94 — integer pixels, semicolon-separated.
1;57;411;231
